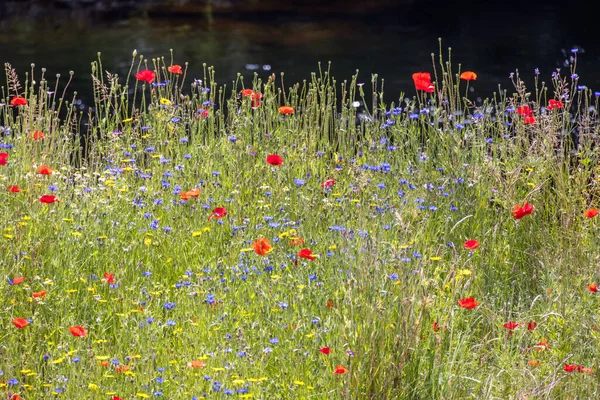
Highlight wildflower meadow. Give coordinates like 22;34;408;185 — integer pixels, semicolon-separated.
3;42;600;399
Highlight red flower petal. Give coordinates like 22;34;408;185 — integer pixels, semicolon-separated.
69;325;87;337
135;69;156;83
266;154;283;166
12;318;29;328
458;297;479;309
333;365;348;374
463;240;480;250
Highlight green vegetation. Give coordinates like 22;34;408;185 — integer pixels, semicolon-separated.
2;44;600;399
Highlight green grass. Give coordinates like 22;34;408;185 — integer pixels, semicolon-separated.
2;43;600;399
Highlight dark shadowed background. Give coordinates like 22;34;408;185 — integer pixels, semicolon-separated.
0;0;598;109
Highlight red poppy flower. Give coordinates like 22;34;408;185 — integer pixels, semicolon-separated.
412;72;435;93
104;272;115;284
527;321;537;331
252;237;273;256
69;325;87;337
463;240;480;250
12;318;29;329
10;96;27;106
503;321;519;330
8;185;21;193
297;248;316;261
198;108;210;118
326;299;335;309
512;201;534;219
460;71;478;81
135;69;155;83
31;130;45;140
241;89;254;97
32;290;47;299
250;92;263;108
187;359;206;368
547;99;564;110
333;365;348;374
9;395;22;400
589;283;598;293
0;152;8;165
208;207;227;221
37;165;52;175
319;347;331;355
432;322;441;332
458;297;479;309
564;363;578;373
579;366;594;373
278;106;294;115
524;116;536;125
529;359;541;367
516;105;533;117
180;188;200;200
321;179;335;188
112;396;124;400
168;65;183;74
11;276;25;285
585;208;599;218
40;195;57;204
266;154;283;166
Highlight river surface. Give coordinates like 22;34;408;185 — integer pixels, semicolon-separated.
0;4;598;109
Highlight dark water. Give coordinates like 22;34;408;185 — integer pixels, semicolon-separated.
1;3;599;110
